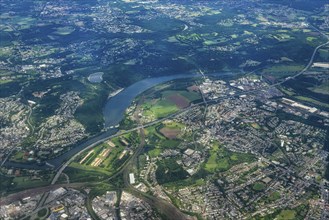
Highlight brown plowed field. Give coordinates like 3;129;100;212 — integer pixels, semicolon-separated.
159;127;181;139
167;94;189;109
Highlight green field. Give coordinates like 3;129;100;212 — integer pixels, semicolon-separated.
204;142;255;173
268;191;281;201
319;48;329;60
159;121;185;139
279;87;296;96
295;96;329;108
53;26;75;35
162;121;185;129
11;175;53;191
142;89;201;119
69;162;112;175
67;132;139;182
205;143;224;172
273;33;294;42
250;123;261;129
148;148;162;157
65;165;111;182
145;122;185;157
77;144;126;169
252;182;266;191
142;99;179;118
276;210;296;220
263;65;304;73
306;36;316;42
310;81;329;95
145;124;167;140
11;151;26;162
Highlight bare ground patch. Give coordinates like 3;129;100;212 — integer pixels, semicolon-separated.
159;127;181;139
167;94;189;109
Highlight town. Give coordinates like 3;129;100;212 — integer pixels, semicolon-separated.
1;0;329;219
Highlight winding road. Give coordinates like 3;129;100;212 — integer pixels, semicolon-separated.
2;20;329;220
51;35;329;185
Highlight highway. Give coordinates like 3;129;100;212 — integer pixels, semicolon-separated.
51;35;329;185
8;21;328;219
121;110;192;220
4;31;328;174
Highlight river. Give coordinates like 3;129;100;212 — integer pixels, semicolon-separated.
3;72;235;170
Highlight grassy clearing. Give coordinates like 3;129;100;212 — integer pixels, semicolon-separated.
159;127;181;139
69;162;112;175
159;121;185;139
16;17;35;26
152;99;178;116
146;122;185;157
163;90;201;102
253;204;308;220
295;96;329;108
65;163;114;183
164;177;205;191
0;47;12;59
319;49;329;60
163;121;185;129
53;26;75;35
250;123;261;129
310;81;329;95
68;133;137;182
143;99;179;118
268;191;281;201
306;37;317;42
273;34;294;42
148;148;162;157
0;79;13;84
142;89;201;119
252;182;266;191
279;87;296;96
204;142;255;173
102;146;125;169
205;143;221;172
12;175;53;190
11;151;25;161
276;210;296;220
262;65;304;73
145;125;166;140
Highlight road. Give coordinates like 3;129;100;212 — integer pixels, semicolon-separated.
5;21;327;219
51;35;329;185
98;100;194;219
5;29;328;176
120;117;193;219
0;106;33;167
0;182;86;206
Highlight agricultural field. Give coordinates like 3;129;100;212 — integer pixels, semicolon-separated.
1;0;328;164
66;132;138;182
145;121;186;158
310;81;329;95
159;121;185;139
1;0;328;219
280;73;329;110
140;85;201;120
